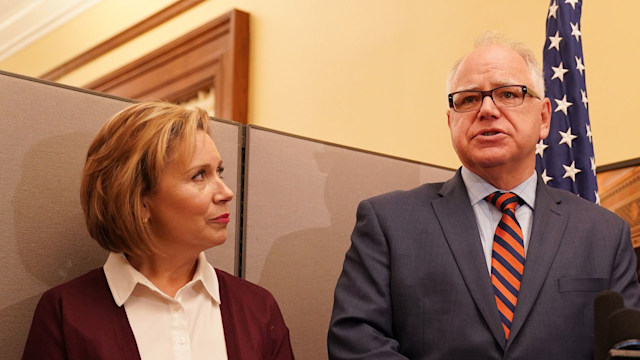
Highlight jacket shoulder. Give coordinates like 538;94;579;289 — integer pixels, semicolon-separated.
40;268;108;301
215;269;277;304
365;182;445;206
544;184;621;216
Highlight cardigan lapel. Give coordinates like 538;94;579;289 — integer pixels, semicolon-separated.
112;307;142;360
95;269;141;360
506;178;568;346
432;171;506;349
217;269;241;360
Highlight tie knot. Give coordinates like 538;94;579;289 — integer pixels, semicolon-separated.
486;192;520;212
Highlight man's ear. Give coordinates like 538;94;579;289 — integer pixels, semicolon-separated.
539;98;552;140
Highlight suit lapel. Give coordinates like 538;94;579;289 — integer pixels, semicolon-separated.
432;171;506;348
507;178;568;345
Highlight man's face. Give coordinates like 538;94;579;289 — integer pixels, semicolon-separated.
447;44;551;180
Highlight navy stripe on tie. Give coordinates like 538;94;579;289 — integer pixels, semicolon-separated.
497;220;524;245
492;268;519;297
496;307;513;328
492;251;523;282
493;237;525;264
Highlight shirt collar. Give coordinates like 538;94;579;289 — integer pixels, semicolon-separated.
460;166;537;209
193;252;221;304
103;251;221;307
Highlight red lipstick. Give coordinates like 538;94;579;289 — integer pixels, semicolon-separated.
212;213;230;223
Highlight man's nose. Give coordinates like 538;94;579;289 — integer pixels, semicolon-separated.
478;94;500;118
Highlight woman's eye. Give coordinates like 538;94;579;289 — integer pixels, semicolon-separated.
216;166;225;179
192;170;205;180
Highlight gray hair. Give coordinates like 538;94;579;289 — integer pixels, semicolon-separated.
446;31;545;96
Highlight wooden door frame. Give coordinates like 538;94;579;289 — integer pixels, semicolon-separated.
42;5;249;124
85;9;249;124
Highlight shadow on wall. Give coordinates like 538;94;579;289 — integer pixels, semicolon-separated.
258;146;421;359
14;132;108;284
3;133;108;360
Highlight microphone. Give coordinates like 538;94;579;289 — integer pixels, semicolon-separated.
606;308;640;359
595;291;625;360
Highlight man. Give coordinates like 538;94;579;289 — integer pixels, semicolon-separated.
328;32;640;359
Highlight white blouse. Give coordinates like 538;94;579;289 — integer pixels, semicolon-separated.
103;252;228;360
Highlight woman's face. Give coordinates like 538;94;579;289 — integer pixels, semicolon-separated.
142;130;233;255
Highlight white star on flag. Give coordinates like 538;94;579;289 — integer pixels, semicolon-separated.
541;169;553;184
595;191;600;205
590;157;596;176
551;62;569;81
565;0;579;10
581;89;588;109
548;0;559;19
559;127;577;148
554;95;573;115
575;56;585;76
562;161;582;182
536;139;549;158
548;31;563;51
586;123;592;143
570;22;582;42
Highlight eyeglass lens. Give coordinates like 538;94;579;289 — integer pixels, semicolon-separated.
451;86;525;112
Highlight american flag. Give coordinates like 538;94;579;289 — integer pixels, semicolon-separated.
535;0;599;204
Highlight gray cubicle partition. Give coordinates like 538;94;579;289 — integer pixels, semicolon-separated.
0;71;240;359
242;126;455;359
1;70;455;360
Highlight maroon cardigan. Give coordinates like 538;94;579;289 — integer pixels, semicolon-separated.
22;268;294;359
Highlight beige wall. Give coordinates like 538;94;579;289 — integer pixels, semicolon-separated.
1;0;638;169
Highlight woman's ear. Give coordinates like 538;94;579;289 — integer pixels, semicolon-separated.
141;195;151;220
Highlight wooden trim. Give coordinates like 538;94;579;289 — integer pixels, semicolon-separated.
40;0;205;81
597;158;640;173
84;9;249;124
227;10;250;126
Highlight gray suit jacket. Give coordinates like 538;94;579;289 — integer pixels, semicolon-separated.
328;170;640;359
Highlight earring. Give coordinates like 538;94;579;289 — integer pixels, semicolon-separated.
143;218;150;224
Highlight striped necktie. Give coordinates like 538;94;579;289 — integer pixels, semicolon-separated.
485;191;524;340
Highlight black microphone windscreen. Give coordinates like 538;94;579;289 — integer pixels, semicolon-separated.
595;290;625;360
607;308;640;352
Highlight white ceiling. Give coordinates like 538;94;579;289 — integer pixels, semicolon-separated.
0;0;101;62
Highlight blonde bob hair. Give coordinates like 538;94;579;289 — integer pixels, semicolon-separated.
80;101;210;255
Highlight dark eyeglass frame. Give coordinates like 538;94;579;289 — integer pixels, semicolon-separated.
448;85;541;113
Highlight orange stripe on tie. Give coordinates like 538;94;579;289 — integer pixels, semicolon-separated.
493;243;524;275
495;295;515;320
492;258;521;291
495;227;525;257
502;324;510;339
492;275;518;305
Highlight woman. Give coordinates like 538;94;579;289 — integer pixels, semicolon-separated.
22;101;294;359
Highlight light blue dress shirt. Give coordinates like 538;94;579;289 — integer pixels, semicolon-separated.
460;167;537;274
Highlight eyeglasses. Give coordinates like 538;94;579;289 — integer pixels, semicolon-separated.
448;85;541;113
